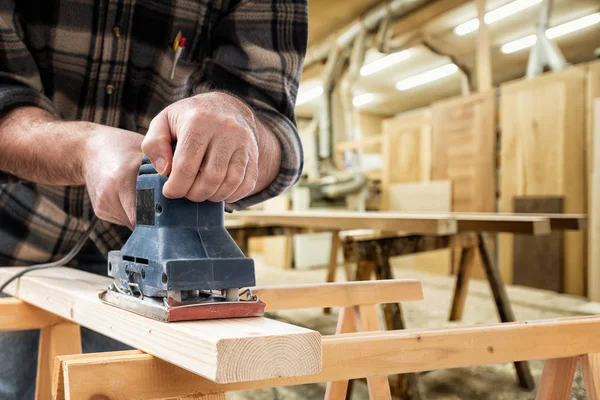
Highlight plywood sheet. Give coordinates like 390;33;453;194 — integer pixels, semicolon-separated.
499;66;587;295
589;99;600;301
431;91;496;213
512;197;564;292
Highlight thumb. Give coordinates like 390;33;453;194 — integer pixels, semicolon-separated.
142;112;173;176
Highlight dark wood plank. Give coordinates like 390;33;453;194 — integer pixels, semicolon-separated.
512;197;564;292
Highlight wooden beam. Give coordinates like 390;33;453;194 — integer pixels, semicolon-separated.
56;316;600;399
0;267;321;384
0;298;63;331
391;0;471;38
253;279;423;311
590;99;600;301
475;0;492;91
229;211;457;235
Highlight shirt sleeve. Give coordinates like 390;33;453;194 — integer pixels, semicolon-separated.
0;2;60;184
193;0;307;211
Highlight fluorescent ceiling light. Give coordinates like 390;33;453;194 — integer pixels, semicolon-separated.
296;85;323;105
360;50;412;77
395;64;459;91
353;93;375;107
501;12;600;54
454;0;542;36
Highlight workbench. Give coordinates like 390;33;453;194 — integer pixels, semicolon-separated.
225;210;587;398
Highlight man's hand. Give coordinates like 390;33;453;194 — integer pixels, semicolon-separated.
141;92;281;204
82;125;143;229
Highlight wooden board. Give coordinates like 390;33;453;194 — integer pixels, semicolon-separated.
512;197;564;292
381;108;432;210
0;267;321;383
499;65;587;295
431;91;496;213
386;181;452;275
230;210;457;234
590;99;600;301
56;315;600;400
253;279;423;311
387;181;452;213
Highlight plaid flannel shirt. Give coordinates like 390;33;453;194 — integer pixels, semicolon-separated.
0;0;306;265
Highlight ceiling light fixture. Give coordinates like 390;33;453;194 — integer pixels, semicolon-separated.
353;93;375;107
454;0;543;36
360;50;412;77
395;64;459;91
501;12;600;54
295;85;324;106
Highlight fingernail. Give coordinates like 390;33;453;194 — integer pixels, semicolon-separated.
154;157;167;174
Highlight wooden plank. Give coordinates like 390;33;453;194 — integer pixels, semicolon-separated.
0;298;63;331
513;197;564;292
0;267;321;384
386;180;452;276
229;211;556;234
387;181;452;213
535;357;578;400
475;0;492;92
590;99;600;301
57;316;600;400
36;322;81;400
253;279;423;311
452;212;586;231
229;211;457;234
500;66;587;294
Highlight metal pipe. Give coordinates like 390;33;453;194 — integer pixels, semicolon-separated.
304;0;429;69
526;0;567;78
318;46;344;159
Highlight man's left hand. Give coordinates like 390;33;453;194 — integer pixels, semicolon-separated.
142;92;280;204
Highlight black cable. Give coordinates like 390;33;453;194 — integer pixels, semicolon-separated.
0;218;100;294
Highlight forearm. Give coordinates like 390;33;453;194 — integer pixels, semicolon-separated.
0;107;92;185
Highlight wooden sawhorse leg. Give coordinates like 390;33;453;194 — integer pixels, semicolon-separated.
325;231;341;314
537;353;600;399
351;243;421;400
449;233;535;390
325;304;392;400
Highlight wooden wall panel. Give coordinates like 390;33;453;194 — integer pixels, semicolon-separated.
431;91;496;213
381;108;432;210
499;66;587;295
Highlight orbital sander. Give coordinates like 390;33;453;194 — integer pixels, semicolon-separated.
99;156;265;322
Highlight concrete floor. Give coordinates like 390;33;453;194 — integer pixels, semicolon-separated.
228;256;599;400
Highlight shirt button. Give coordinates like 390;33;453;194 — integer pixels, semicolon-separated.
106;84;114;95
112;26;121;38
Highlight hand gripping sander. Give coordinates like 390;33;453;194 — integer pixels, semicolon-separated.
99;156;265;322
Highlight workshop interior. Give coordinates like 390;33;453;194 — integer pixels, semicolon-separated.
2;0;600;399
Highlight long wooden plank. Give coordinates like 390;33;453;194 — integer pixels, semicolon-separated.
229;211;457;234
453;212;587;231
56;316;600;400
253;280;423;311
228;211;556;235
0;267;321;383
0;298;63;331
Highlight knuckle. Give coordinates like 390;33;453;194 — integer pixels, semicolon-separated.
173;160;198;180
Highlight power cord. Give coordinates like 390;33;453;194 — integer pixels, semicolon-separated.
0;217;100;294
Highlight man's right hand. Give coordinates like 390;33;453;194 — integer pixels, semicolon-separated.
82;124;143;229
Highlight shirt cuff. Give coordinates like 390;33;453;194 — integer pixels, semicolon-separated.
0;83;59;184
227;108;303;211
